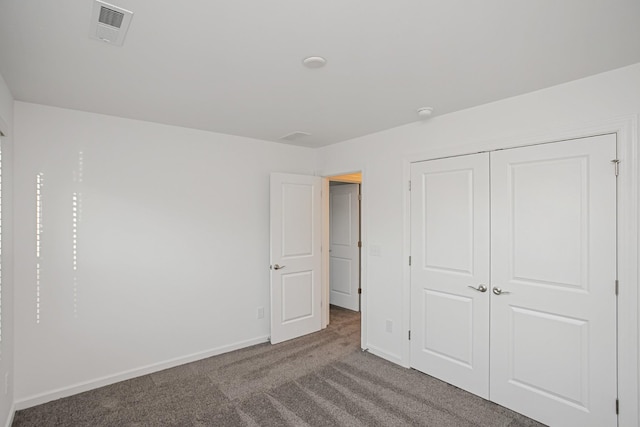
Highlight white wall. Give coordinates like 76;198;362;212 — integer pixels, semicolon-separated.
13;102;316;405
0;72;14;427
8;62;640;421
317;62;640;417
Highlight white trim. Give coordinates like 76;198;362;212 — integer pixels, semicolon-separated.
319;168;367;350
404;114;639;426
0;119;10;427
3;403;14;427
405;115;637;163
321;177;330;329
401;159;412;368
366;344;403;366
615;115;639;427
360;170;368;350
14;335;269;410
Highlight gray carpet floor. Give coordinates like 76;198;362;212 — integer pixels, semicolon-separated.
13;306;546;426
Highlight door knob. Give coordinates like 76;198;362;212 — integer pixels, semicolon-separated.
272;264;285;270
467;284;487;293
492;287;510;295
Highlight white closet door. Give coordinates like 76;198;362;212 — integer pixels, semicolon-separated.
410;153;491;398
490;134;617;427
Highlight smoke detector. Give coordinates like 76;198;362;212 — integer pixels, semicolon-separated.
302;57;327;69
89;1;133;46
417;107;434;120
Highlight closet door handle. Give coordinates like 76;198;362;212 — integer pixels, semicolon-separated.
272;264;285;270
492;287;510;295
468;284;487;293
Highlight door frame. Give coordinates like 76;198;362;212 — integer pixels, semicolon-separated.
321;169;367;350
403;115;639;426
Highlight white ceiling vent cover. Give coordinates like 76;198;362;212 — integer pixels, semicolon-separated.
280;131;311;142
89;1;133;46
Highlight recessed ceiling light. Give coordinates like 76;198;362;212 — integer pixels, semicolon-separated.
417;107;434;119
302;56;327;69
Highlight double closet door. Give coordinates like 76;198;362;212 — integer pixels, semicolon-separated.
410;134;617;427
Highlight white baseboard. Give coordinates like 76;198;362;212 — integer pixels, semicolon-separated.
4;403;15;427
14;335;270;410
365;344;403;366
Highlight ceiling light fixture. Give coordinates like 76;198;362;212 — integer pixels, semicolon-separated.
417;107;434;119
302;56;327;69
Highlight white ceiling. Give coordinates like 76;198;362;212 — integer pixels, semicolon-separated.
1;1;639;148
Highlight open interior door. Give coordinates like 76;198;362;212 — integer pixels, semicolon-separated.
329;183;360;311
270;173;322;344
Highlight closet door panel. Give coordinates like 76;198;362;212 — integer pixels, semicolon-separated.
410;153;490;398
490;134;617;427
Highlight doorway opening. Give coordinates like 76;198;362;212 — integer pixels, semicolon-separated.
323;172;363;346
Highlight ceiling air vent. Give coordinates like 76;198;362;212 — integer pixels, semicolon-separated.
89;1;133;46
99;7;124;28
280;131;311;142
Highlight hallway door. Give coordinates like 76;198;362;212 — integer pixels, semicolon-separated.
329;183;360;311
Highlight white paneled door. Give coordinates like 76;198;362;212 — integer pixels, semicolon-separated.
410;134;617;427
490;135;617;427
270;173;322;344
329;183;360;311
410;153;491;398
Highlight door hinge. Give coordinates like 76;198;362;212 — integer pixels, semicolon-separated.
616;398;619;415
409;256;412;266
358;288;362;294
408;330;411;340
615;279;619;296
612;159;620;176
408;180;411;191
358;241;362;248
358;194;362;201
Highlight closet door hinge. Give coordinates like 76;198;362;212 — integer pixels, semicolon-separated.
358;241;362;248
358;194;362;201
408;180;411;191
612;159;620;176
408;330;411;340
615;279;619;296
409;256;412;266
616;398;619;415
